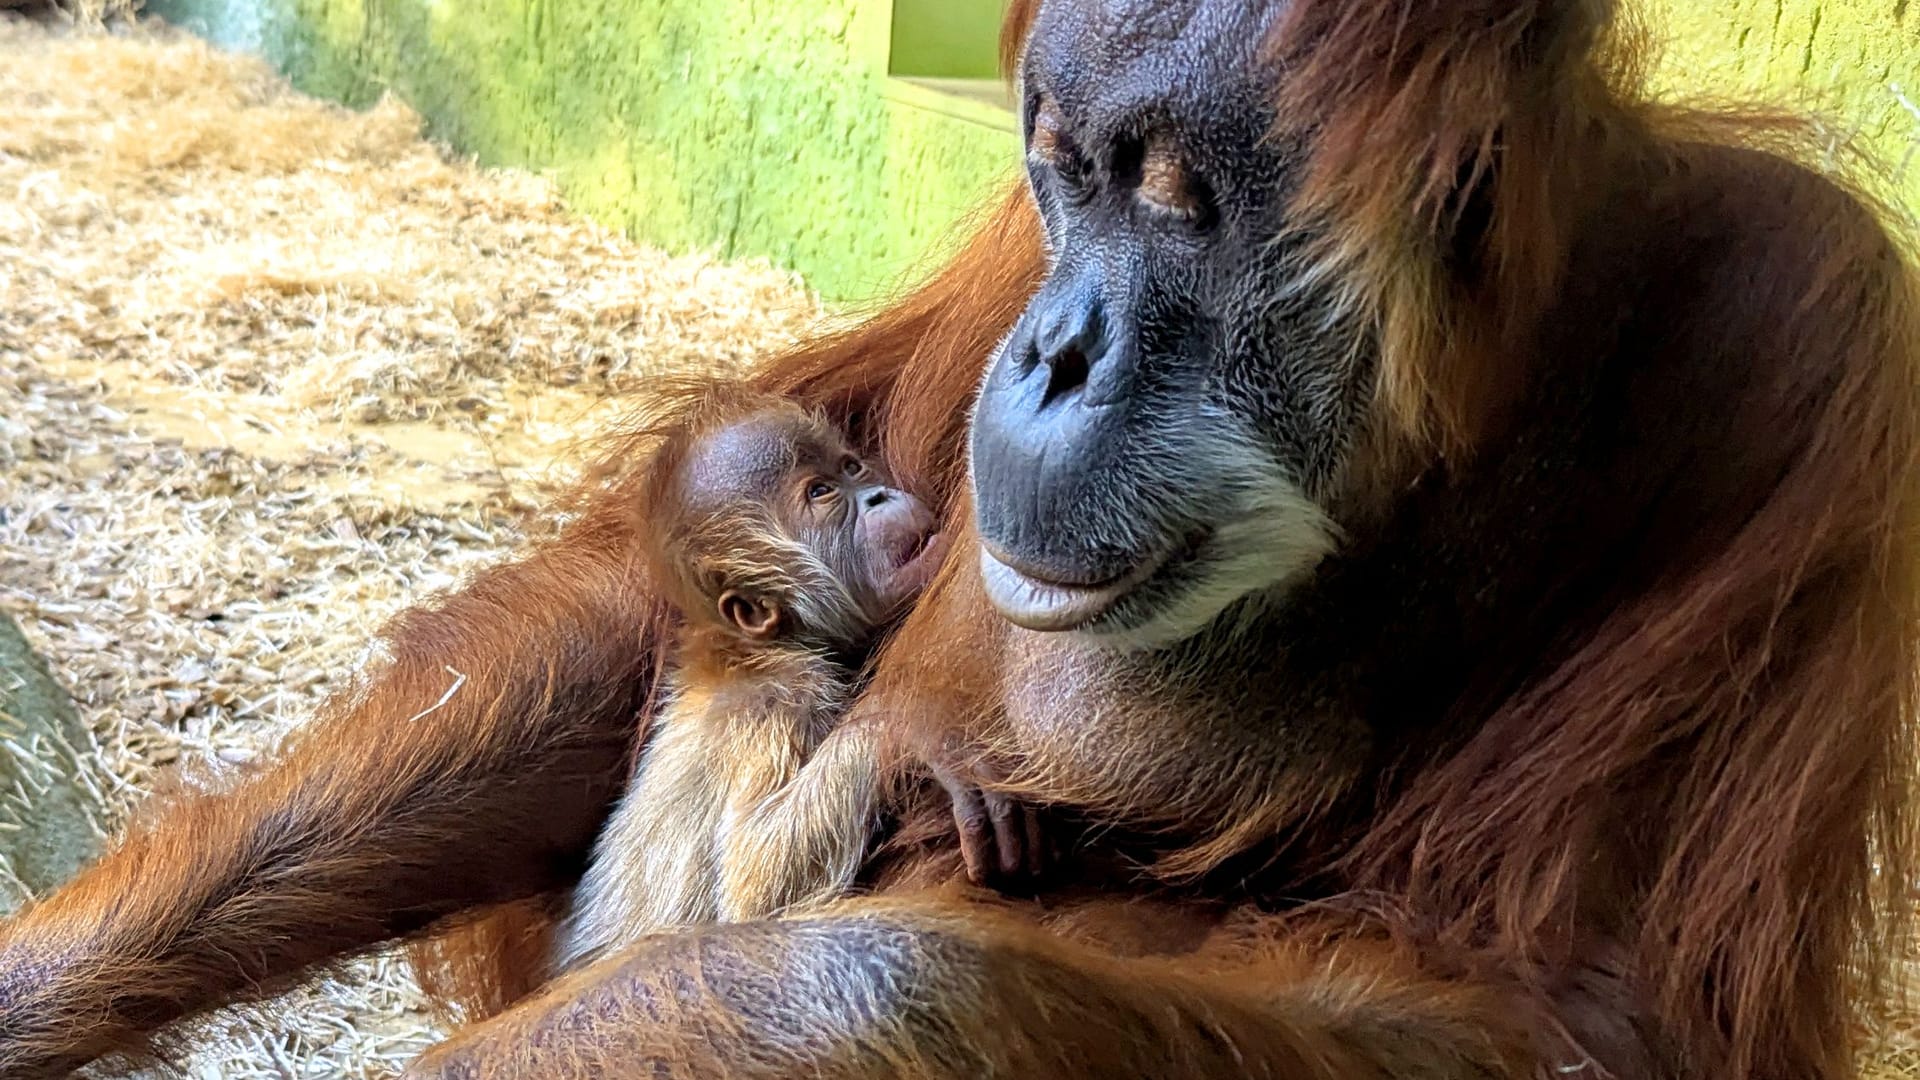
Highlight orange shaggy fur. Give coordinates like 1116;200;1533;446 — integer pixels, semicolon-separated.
0;2;1912;1078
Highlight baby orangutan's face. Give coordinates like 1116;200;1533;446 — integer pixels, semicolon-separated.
679;409;947;645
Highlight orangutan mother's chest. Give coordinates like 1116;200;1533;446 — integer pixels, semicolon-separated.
996;630;1369;827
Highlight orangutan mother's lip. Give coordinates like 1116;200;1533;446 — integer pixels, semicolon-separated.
976;543;1172;632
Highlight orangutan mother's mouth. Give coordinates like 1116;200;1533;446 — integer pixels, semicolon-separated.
977;533;1200;632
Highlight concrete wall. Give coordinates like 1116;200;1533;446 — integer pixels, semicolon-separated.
147;0;1919;302
148;0;1022;302
1646;0;1920;219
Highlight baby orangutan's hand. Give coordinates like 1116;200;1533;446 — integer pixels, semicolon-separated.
923;731;1049;890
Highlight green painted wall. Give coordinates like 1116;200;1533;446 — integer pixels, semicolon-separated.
147;0;1917;301
148;0;1022;303
1645;0;1919;218
888;0;1002;79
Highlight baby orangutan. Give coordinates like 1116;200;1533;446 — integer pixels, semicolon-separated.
554;383;949;970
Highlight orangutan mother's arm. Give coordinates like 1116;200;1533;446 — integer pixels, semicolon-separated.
404;900;1549;1080
0;517;656;1079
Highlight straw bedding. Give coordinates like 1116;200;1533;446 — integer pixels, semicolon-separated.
0;14;818;1075
0;13;1915;1079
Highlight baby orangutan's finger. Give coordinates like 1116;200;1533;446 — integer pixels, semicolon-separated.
984;788;1026;880
1024;802;1048;880
936;770;997;885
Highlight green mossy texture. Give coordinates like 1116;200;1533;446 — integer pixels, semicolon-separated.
0;615;102;913
148;0;1916;301
150;0;1020;303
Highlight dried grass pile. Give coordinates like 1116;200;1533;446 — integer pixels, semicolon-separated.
0;15;818;1076
2;12;1919;1080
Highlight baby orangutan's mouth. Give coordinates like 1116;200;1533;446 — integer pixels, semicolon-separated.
899;529;935;563
886;528;948;599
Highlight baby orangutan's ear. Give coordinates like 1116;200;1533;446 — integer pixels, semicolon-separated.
718;590;782;641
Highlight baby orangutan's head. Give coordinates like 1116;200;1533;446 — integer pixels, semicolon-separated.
638;386;946;651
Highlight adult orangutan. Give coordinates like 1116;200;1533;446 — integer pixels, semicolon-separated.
2;0;1917;1076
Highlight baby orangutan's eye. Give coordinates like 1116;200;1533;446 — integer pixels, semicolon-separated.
806;479;835;502
842;456;863;478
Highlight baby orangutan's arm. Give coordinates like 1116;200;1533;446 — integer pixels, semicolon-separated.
716;722;885;922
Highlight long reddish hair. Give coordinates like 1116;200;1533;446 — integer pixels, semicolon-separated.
990;1;1920;1076
426;7;1920;1077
